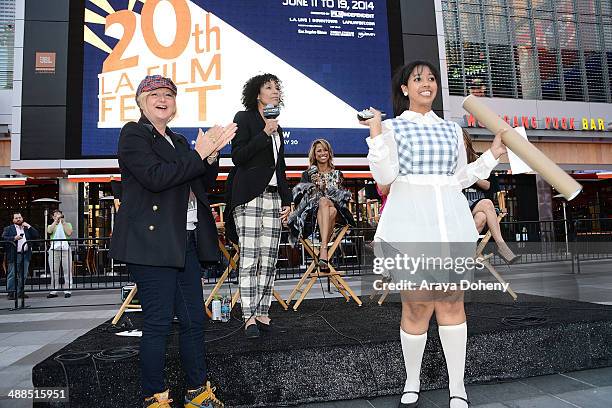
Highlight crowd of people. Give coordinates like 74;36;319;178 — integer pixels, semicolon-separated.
3;63;514;408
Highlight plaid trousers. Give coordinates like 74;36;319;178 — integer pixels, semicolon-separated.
233;191;281;319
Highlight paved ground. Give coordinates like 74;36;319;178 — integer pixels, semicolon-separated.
0;259;610;407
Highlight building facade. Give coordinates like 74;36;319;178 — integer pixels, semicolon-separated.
2;0;611;236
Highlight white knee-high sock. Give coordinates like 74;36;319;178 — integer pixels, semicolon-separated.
399;328;427;404
439;322;468;407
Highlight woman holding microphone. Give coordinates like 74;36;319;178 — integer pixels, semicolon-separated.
110;75;236;408
225;73;292;339
361;61;508;408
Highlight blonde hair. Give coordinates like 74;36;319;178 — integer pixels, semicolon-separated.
136;89;177;122
308;139;334;169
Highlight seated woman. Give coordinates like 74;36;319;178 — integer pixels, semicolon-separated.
463;129;519;264
288;139;355;268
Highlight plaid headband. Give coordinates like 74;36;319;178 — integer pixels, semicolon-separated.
135;75;177;100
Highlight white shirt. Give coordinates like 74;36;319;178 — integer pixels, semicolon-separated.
51;223;70;250
268;131;281;186
14;224;27;252
163;134;199;230
366;110;499;244
366;110;498;188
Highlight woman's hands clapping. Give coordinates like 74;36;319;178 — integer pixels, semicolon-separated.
195;123;238;160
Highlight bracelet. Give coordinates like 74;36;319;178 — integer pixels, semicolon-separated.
206;152;219;164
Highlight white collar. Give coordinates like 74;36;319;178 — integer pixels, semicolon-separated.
398;110;443;124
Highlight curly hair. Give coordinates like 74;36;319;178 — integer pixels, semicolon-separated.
241;73;283;111
391;60;440;117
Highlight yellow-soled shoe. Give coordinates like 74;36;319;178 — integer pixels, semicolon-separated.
144;390;173;408
184;381;224;407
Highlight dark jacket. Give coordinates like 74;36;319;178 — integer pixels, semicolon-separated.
2;224;39;262
224;109;291;243
109;117;220;268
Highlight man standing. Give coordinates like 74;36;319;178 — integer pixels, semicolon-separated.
2;213;39;300
47;210;73;298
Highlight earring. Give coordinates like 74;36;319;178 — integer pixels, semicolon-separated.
403;92;408;96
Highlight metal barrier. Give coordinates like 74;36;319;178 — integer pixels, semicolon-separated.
571;218;612;273
2;219;611;294
1;237;130;294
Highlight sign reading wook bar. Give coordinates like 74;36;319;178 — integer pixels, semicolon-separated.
464;114;609;131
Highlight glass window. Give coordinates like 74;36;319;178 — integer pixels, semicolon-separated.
0;0;15;90
442;0;612;102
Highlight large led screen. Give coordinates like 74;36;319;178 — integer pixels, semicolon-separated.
82;0;392;157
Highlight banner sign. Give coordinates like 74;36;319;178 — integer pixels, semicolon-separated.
82;0;392;156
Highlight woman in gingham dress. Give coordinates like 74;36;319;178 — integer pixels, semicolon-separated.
361;61;508;408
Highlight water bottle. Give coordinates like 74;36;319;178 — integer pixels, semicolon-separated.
211;296;221;321
221;296;230;323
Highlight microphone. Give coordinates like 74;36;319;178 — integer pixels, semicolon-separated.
263;104;280;119
357;108;387;121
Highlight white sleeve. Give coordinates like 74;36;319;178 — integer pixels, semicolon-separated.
366;122;400;185
454;123;499;189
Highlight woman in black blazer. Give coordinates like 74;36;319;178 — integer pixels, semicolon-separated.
109;75;235;408
225;73;291;339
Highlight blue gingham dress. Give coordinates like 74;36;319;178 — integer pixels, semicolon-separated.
366;110;499;244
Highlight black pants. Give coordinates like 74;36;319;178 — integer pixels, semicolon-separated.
128;232;206;397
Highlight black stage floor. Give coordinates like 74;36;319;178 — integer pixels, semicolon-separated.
33;291;612;407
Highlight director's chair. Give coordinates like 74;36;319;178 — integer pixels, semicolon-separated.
286;224;362;311
473;191;518;300
370;191;517;305
204;203;288;318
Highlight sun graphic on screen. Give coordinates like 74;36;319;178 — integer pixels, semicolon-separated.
83;0;144;53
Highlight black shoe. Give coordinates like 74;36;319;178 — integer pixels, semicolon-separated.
245;323;260;339
18;293;28;299
449;395;469;407
7;292;16;300
398;391;419;408
47;293;58;298
255;319;272;332
64;293;72;298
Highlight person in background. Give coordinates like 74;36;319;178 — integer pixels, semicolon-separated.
376;183;390;215
287;139;354;268
3;212;38;300
47;209;74;298
462;129;519;264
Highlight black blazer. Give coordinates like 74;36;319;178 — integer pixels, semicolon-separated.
224;109;291;243
2;224;39;262
109;117;220;268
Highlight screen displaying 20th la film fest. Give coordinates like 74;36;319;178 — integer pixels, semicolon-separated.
6;0;612;407
81;0;392;157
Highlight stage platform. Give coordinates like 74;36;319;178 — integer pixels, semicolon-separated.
32;291;612;407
